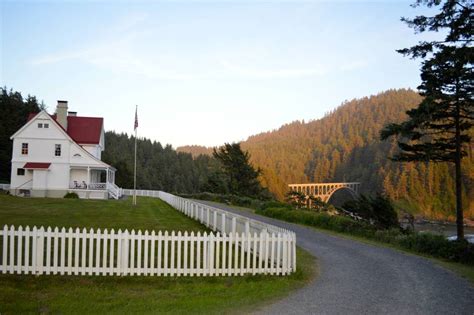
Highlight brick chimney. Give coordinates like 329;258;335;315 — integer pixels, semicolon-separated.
56;100;68;129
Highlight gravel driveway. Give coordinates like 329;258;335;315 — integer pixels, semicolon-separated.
195;200;474;315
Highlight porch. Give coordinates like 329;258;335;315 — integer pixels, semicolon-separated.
69;166;121;199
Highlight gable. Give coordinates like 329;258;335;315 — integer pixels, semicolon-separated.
11;111;69;141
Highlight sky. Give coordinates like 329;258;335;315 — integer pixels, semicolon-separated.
1;0;437;148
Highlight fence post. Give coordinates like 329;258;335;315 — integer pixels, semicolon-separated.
2;225;7;274
264;229;269;274
37;227;45;275
213;211;217;231
292;233;297;272
231;217;236;235
122;230;129;276
222;213;226;233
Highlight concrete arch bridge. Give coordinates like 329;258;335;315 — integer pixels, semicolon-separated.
288;182;361;204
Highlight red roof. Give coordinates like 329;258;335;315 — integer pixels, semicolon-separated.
23;162;51;169
27;113;103;145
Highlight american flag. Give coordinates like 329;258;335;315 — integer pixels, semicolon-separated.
134;106;138;130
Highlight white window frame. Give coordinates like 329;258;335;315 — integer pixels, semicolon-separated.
21;143;28;155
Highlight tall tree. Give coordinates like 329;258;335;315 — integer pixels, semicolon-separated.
381;0;473;239
213;143;264;197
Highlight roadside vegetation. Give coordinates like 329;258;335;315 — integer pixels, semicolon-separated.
0;195;316;314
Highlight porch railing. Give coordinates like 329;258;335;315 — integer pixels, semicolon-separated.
69;183;106;190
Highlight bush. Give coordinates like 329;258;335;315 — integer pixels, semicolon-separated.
64;192;79;199
397;233;474;264
259;201;293;210
179;192;269;209
257;207;376;236
343;194;399;229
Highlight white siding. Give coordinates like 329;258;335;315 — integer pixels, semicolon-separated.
81;145;101;160
10;162;33;189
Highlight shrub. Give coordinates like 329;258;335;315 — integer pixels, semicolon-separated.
64;192;79;199
397;233;474;263
343;194;399;229
179;192;268;209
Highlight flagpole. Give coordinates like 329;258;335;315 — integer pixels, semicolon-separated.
133;105;138;206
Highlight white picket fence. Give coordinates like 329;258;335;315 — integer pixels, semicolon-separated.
124;190;296;274
0;191;296;277
0;225;293;276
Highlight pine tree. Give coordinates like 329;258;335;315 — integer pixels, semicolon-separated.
213;143;265;197
381;0;473;239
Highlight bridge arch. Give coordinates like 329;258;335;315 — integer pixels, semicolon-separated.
326;186;358;204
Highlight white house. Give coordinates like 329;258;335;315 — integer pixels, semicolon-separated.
9;100;121;199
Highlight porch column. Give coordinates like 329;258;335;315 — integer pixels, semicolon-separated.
106;168;109;184
87;167;90;188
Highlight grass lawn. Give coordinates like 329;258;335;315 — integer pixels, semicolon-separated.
0;195;317;314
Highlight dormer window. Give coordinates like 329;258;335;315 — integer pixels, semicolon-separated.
38;123;43;128
21;143;28;155
44;123;49;128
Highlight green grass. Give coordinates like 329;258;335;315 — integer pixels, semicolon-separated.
0;195;316;314
0;194;207;232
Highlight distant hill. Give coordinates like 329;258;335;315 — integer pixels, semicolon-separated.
179;89;474;220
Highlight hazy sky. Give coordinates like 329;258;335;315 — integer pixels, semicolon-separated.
1;0;436;147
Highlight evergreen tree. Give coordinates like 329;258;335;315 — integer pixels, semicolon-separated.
381;0;473;239
213;143;264;197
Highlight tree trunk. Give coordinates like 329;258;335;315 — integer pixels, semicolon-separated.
455;100;464;240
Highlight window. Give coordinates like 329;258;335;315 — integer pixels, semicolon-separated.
55;144;61;156
17;168;25;176
38;123;43;128
21;143;28;155
44;123;49;128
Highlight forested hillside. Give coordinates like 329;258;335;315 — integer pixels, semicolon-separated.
179;89;474;220
102;132;216;193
